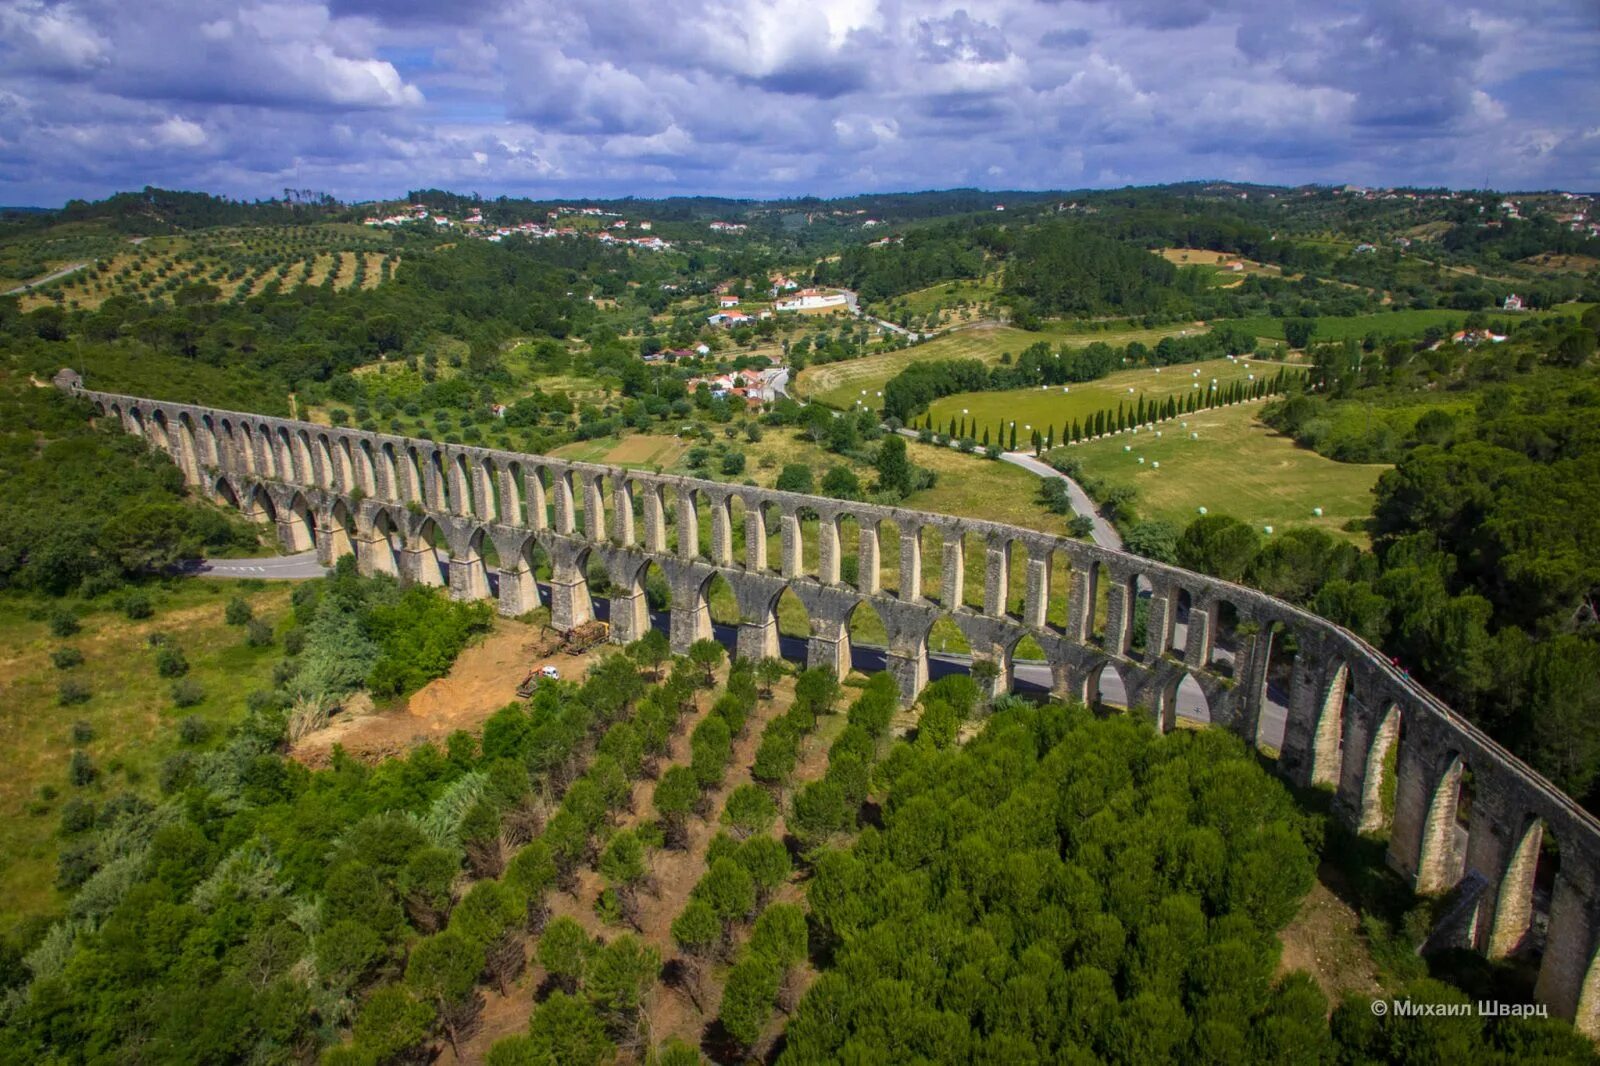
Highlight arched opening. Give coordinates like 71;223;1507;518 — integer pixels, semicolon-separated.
835;513;863;592
1084;659;1133;712
632;559;671;639
761;500;787;575
457;528;495;600
253;425;277;479
365;510;402;577
504;461;526;526
314;434;337;490
1166;671;1212;733
1257;622;1296;754
1310;661;1350;788
214;477;240;510
478;458;500;523
355;439;378;496
927;617;972;658
412;517;449;587
772;587;810;665
242;486;275;526
726;492;748;567
1488;818;1556;960
128;406;147;439
277;427;297;481
702;571;740;630
328;500;356;563
1417;754;1470;895
842;598;889;675
293;430;316;487
285;493;317;553
148;409;173;454
1208;600;1240;677
1358;704;1402;833
450;452;473;517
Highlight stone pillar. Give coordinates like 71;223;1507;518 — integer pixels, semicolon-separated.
613;480;636;547
608;588;649;644
525;471;549;530
1049;660;1078;703
745;507;767;571
668;577;709;654
736;618;779;663
1065;564;1095;642
548;573;592;631
983;541;1010;617
676;491;699;560
710;497;733;566
643;485;666;552
498;563;538;618
898;526;922;602
355;529;397;578
1232;622;1274;749
1183;599;1213;668
553;473;576;534
1103;577;1133;657
583;476;606;541
449;552;491;603
857;523;880;595
1484;821;1541;958
1535;873;1600;1033
1022;554;1050;629
1143;585;1173;659
780;512;802;577
970;644;1010;701
818;518;841;586
807;613;850;680
940;537;965;609
885;642;928;707
1278;653;1325;787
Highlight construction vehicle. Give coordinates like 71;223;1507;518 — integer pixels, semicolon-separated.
516;621;610;697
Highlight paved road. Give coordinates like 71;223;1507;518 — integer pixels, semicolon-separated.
5;262;88;296
840;288;924;341
182;551;328;580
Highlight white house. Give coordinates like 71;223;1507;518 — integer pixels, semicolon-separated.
1503;293;1525;311
775;288;848;312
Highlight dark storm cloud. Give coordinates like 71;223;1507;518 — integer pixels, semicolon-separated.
0;0;1595;205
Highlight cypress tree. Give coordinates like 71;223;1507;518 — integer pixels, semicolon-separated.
1009;423;1017;450
948;416;957;437
982;427;989;446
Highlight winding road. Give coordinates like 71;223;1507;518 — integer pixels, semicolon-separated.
5;262;89;296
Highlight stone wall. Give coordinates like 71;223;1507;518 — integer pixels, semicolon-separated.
61;375;1600;1034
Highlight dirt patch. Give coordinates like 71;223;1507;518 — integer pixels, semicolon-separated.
1277;863;1383;1006
606;435;688;467
290;618;605;766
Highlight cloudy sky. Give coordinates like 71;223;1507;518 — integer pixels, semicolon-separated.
0;0;1596;205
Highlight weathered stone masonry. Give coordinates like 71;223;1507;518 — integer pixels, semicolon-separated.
57;370;1600;1034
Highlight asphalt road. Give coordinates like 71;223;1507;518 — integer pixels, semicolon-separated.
183;551;328;580
5;262;88;296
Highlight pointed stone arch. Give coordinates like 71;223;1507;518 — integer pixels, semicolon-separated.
327;499;356;564
409;516;450;587
1358;703;1402;833
283;491;317;553
1310;660;1351;788
361;509;402;577
1160;670;1212;733
455;527;495;601
1415;752;1469;895
314;432;337;490
1487;816;1551;959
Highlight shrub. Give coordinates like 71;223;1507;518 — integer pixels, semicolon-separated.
171;679;206;708
245;618;274;647
58;678;91;707
121;592;153;620
68;750;96;787
51;647;84;670
155;644;189;678
71;720;94;745
224;597;253;625
48;610;81;638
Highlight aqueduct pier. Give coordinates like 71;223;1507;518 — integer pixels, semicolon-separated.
56;370;1600;1032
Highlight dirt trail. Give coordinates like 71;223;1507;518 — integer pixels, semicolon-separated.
290;619;603;767
1276;863;1383;1006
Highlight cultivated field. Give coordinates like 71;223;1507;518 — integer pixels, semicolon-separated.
925;355;1289;440
796;318;1204;409
0;581;292;933
867;274;1001;326
1068;403;1388;540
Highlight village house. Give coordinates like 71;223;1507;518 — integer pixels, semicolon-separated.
1504;293;1525;311
775;287;848;312
718;294;741;308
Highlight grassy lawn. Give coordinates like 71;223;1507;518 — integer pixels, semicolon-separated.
868;275;1001;325
1068;403;1388;541
925;356;1291;442
1223;307;1586;344
0;580;294;935
795;319;1204;410
550;433;691;469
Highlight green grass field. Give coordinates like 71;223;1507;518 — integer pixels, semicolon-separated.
925;356;1290;442
1228;306;1584;344
0;581;294;934
797;319;1203;409
1069;403;1388;541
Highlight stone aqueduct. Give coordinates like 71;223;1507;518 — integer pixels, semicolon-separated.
56;372;1600;1032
